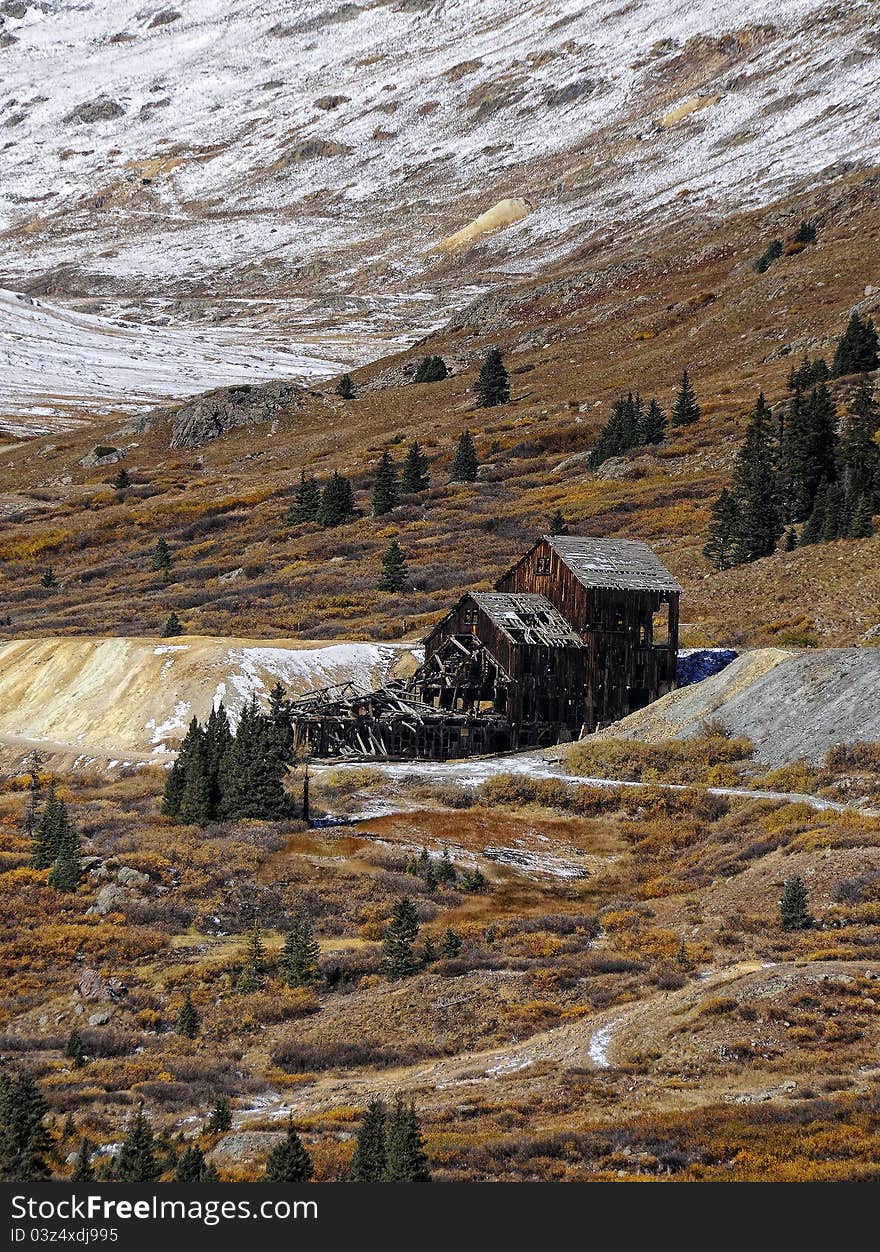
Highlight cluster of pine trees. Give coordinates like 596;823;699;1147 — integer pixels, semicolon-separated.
0;1070;50;1181
162;689;294;826
286;469;356;528
26;780;81;893
371;440;431;515
349;1097;430;1181
705;377;879;568
233;916;320;993
589;371;700;468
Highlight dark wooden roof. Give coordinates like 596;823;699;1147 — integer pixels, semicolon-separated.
471;592;585;647
533;536;682;593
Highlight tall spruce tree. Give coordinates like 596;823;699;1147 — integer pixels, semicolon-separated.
0;1071;50;1181
727;393;783;564
178;733;213;826
114;1106;159;1183
377;539;409;592
349;1100;387;1181
317;471;355;527
162;717;202;820
837;378;880;509
65;1030;85;1069
379;897;419;980
639;397;667;444
779;384;839;522
264;1123;313;1182
832;311;879;376
30;781;63;869
451;429;478;482
286;472;321;525
475;347;510;408
280;911;320;987
383;1098;430;1182
703;488;738;570
47;801;81;893
671;370;700;427
372;450;400;516
401;441;430;493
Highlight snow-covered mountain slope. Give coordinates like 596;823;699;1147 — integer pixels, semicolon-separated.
0;0;878;424
0;288;354;434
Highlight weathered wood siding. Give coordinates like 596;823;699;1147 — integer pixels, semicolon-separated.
496;539;679;730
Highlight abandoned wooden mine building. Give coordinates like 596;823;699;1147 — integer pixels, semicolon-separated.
289;535;682;759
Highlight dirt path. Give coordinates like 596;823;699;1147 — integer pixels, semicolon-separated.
231;960;847;1127
321;756;880;819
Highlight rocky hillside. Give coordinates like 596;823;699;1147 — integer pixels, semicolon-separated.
1;0;879;425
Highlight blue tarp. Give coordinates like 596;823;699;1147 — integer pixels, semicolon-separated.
676;648;738;687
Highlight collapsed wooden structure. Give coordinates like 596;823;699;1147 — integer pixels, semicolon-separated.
289;535;682;760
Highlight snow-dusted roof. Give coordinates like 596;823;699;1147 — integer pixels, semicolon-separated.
546;536;683;594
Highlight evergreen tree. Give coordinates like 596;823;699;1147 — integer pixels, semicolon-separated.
372;450;400;516
72;1138;95;1182
421;935;436;964
264;1122;313;1182
151;537;172;573
451;429;478;482
548;508;567;536
414;355;447;384
837;379;880;509
30;781;62;870
799;482;827;546
162;717;203;820
437;847;456;885
784;527;797;551
848;494;875;539
377;539;409;592
280;911;320;987
832;312;879;376
286;471;322;525
439;928;462;958
204;1097;232;1135
48;803;81;894
379;898;420;981
779;875;812;930
204;702;233;816
475;347;510;408
727;393;783;564
639;397;667;444
175;992;200;1040
779;384;839;522
112;467;131;491
40;566;56;588
792;220;816;245
383;1098;430;1182
178;732;213;826
821;481;845;541
589;392;642;466
788;355;829;392
703;488;738;570
237;922;268;993
317;471;355;527
114;1106;159;1183
0;1071;51;1181
401;441;430;494
349;1100;386;1181
161;611;184;638
336;374;355;400
670;370;700;427
220;697;289;821
65;1030;85;1069
174;1143;218;1182
755;239;783;272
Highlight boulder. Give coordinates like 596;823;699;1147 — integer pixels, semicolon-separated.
65;96;126;124
117;866;150;890
142;380;307;450
93;884;128;915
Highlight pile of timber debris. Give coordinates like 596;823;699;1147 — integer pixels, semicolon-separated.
289;681;511;759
